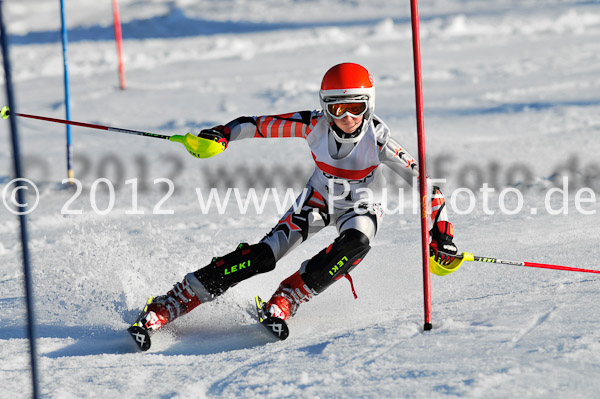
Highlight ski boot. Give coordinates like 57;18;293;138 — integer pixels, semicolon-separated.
265;271;315;321
140;275;202;331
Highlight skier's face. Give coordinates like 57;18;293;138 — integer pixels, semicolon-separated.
333;114;364;134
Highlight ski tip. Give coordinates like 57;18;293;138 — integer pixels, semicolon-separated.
255;295;289;340
261;316;290;341
128;326;151;351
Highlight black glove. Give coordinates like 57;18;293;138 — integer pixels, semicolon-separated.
430;221;457;265
198;125;230;149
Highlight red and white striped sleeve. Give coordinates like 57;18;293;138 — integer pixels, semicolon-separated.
226;110;322;141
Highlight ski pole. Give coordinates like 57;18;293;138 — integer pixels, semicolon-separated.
0;106;225;159
467;253;600;274
430;251;600;276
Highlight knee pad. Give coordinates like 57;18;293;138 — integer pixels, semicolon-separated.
300;229;371;294
194;242;276;297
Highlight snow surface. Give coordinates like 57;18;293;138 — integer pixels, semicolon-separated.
2;0;600;398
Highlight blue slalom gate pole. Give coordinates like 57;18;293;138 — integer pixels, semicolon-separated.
0;2;41;398
59;0;73;181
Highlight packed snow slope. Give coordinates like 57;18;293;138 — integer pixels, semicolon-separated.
1;0;600;398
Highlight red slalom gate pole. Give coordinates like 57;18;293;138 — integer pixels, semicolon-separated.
409;0;432;331
112;0;126;90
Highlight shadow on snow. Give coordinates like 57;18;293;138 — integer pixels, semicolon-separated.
0;323;276;357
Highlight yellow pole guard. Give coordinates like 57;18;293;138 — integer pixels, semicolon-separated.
429;252;474;276
170;133;226;159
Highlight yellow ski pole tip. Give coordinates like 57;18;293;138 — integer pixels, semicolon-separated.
1;106;10;120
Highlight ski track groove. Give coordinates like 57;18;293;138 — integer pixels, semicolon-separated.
508;305;561;348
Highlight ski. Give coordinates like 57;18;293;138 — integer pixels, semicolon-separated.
255;296;289;340
128;325;151;352
127;297;153;351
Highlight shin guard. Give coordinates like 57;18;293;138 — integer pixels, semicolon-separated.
300;229;371;294
193;242;276;298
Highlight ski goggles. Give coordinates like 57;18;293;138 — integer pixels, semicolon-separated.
326;101;368;119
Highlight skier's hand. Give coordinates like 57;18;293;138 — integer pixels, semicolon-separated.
430;221;457;265
198;125;230;150
430;238;457;265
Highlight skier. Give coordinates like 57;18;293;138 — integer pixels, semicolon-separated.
136;62;458;332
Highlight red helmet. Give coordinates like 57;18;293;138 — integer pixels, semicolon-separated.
319;63;376;126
